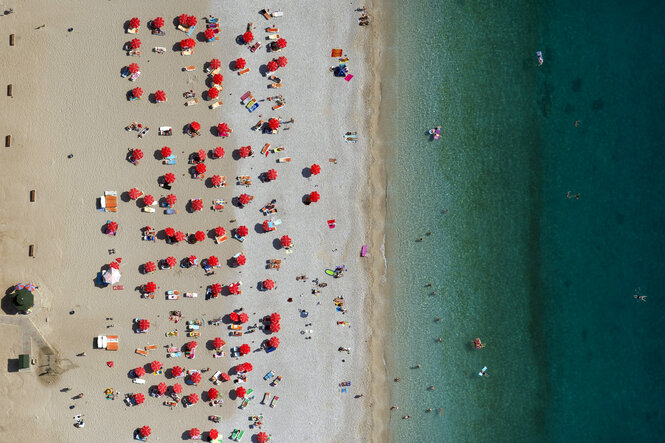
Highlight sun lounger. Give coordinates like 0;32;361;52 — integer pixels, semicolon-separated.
135;348;148;356
266;27;279;32
241;91;252;102
181;49;193;56
213;84;224;91
153;47;166;54
159;126;172;136
277;157;291;163
127;28;138;35
137;127;150;138
128;49;141;56
185;25;195;36
183;66;196;72
267;34;279;40
231;430;240;440
269;259;281;270
272;102;284;111
251;120;264;131
248;102;259;113
236;430;245;441
249;42;261;52
210;101;223;109
208;67;221;75
165;208;177;215
269;396;279;408
145;344;158;351
142;207;155;213
237;68;250;76
261;9;271;20
177;24;187;32
261;143;271;156
185;99;199;106
269;83;283;89
163;158;176;165
130;71;141;81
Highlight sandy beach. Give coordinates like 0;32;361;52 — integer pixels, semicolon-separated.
0;0;389;441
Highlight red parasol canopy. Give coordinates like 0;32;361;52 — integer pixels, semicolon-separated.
269;322;281;333
276;56;288;67
197;149;206;162
262;220;272;232
157;382;167;395
257;432;269;443
188;255;197;265
144;281;157;293
186;341;198;350
186;15;197;27
268;118;280;130
178;14;189;26
242;31;254;43
194;230;206;242
204;28;215;40
243;362;253;372
171;366;183;378
140;426;152;438
189;428;200;438
106;221;118;232
235;58;246;70
153;17;164;29
190;372;202;384
150;361;162;372
270;313;281;323
196;163;207;174
130;38;141;49
228;283;240;295
190;121;201;131
238;313;249;324
239;146;252;158
276;38;287;49
280;235;292;247
209;429;219;440
238;194;251;205
211;175;223;187
266;169;278;181
134;393;145;404
128;63;139;74
143;194;154;206
132;87;143;98
129;18;140;29
235;386;246;398
132;148;143;160
209;58;221;70
166;194;177;206
237;225;249;237
172;382;183;393
268;336;280;348
229;312;239;322
165;227;176;237
188;393;199;404
144;261;157;273
214;226;226;237
212;337;224;349
155;90;166;102
217;122;229;135
166;256;176;268
220;373;230;381
129;187;141;200
180;38;196;49
208;255;219;267
263;279;275;290
174;231;185;242
236;254;246;266
310;163;321;175
164;172;176;184
239;344;250;355
309;191;320;202
109;261;120;269
139;319;150;331
134;366;146;377
213;147;224;158
161;146;172;158
212;74;224;85
207;87;219;99
211;283;223;295
191;199;203;211
267;60;278;72
208;388;219;400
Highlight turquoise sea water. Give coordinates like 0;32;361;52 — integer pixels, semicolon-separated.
386;1;665;441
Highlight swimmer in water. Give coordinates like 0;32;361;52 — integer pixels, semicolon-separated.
566;191;580;200
633;294;647;302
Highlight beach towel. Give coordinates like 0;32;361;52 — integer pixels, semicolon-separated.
345;74;354;82
331;49;343;57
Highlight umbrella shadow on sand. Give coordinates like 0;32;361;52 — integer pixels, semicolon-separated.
301;167;313;178
272;239;283;250
1;286;20;315
120;191;132;203
170;42;181;53
122;20;132;33
253;223;265;234
258;64;270;77
235;35;246;45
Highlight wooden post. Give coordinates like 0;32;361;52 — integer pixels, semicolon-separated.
29;245;35;257
9;34;15;46
30;190;36;202
7;84;12;97
5;135;10;147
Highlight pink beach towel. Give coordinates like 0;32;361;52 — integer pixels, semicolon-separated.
344;74;353;82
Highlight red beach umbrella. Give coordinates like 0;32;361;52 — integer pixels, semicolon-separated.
238;194;251;205
128;63;139;74
239;344;250;355
238;313;249;324
144;261;156;273
180;38;196;49
164;172;176;184
130;38;141;49
189;428;200;439
267;60;278;72
212;74;224;85
242;31;253;43
211;283;223;295
191;199;203;211
178;14;189;26
235;386;246;398
269;322;281;332
172;382;183;393
152;17;164;29
263;279;275;290
131;148;143;160
188;393;199;404
208;388;219;400
209;58;221;70
229;312;239;322
109;261;120;269
257;432;269;443
186;15;197;27
270;313;281;323
144;281;157;293
197;149;206;162
188;255;197;265
166;256;176;268
164;227;176;237
207;87;219;99
220;373;230;381
155;90;166;102
268;336;280;348
186;341;198;350
129;17;141;29
262;220;271;232
157;382;167;395
237;225;249;237
134;393;145;404
128;188;141;200
239;146;252;158
235;58;246;70
214;226;226;237
190;372;202;384
243;363;253;373
174;231;185;242
266;169;278;181
160;146;172;158
134;367;146;377
208;255;219;267
209;429;219;440
194;230;206;242
196;163;207;174
280;235;292;247
165;194;177;206
213;147;224;158
132;87;143;98
171;367;183;378
276;56;288;67
138;319;150;331
309;191;320;203
310;163;321;175
236;254;246;266
190;121;201;131
228;283;240;295
276;38;287;49
212;337;224;349
204;28;215;41
217;122;229;135
268;118;280;130
211;175;223;187
139;426;152;438
106;221;118;233
150;361;162;372
143;195;154;206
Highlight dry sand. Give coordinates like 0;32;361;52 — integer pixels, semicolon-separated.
0;0;389;441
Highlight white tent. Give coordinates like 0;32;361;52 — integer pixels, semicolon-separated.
103;268;121;284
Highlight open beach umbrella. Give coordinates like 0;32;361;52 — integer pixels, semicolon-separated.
171;367;183;378
236;254;246;266
239;344;250;355
174;231;185;242
238;194;251;205
131;87;143;99
207;87;219;99
186;15;197;27
267;60;278;72
212;337;224;349
239;146;252;158
220;373;230;381
164;172;176;184
269;336;280;349
138;319;150;331
243;363;253;373
209;429;219;440
266;169;278;181
208;388;219;400
129;17;140;29
143;195;155;206
211;175;223;187
188;255;197;266
109;261;120;269
214;226;226;237
213;147;224;158
204;28;215;41
179;14;189;25
242;31;253;43
172;383;183;393
165;194;177;206
130;38;141;49
144;281;157;293
129;188;141;200
270;313;281;323
280;235;292;248
180;38;196;49
134;366;146;377
309;191;320;203
209;58;221;70
276;38;287;49
211;283;223;296
235;58;246;70
161;146;172;158
262;220;272;232
128;63;139;74
188;393;199;404
189;372;202;385
166;256;176;268
106;221;118;233
144;261;157;273
257;432;269;443
165;227;176;237
155;90;166;102
157;382;167;395
238;313;249;324
217;122;230;135
152;17;164;29
134;393;145;404
276;56;288;67
263;279;275;290
194;230;206;242
139;426;151;438
197;149;206;162
131;148;143;160
196;163;207;174
212;74;224;85
229;312;239;322
237;225;249;237
268;118;280;130
190;121;201;132
189;428;200;439
150;361;162;372
186;341;198;350
103;268;121;284
228;283;240;295
208;256;219;267
235;386;246;398
191;199;203;211
310;163;321;175
269;322;281;333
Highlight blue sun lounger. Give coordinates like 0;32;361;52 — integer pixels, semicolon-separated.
248;102;259;113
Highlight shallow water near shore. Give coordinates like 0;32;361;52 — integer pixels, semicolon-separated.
386;0;665;441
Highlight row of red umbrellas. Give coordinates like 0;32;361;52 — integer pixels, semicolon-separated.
178;14;197;28
266;57;288;72
139;427;263;442
229;311;249;323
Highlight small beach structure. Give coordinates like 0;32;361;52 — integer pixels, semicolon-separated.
11;285;35;313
